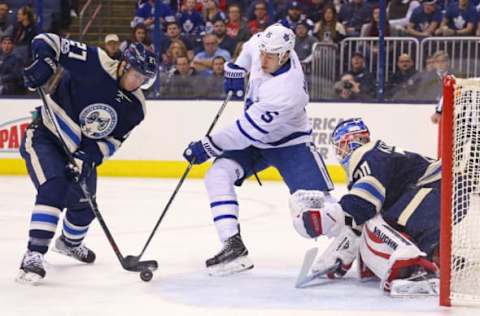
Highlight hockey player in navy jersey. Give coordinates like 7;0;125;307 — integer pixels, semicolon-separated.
292;118;440;295
16;34;157;284
182;23;334;276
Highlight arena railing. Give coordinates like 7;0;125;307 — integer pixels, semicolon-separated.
419;37;480;77
339;37;420;80
309;42;338;100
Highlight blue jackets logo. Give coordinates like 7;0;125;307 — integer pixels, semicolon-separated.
79;104;118;139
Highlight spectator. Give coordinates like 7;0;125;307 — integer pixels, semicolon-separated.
360;6;392;59
120;24;152;53
131;0;174;30
248;1;271;34
12;6;36;64
334;73;363;100
0;2;13;40
338;0;372;36
161;39;189;72
294;20;318;62
203;0;227;33
225;4;251;43
416;51;452;101
162;55;199;97
178;0;205;38
0;36;25;95
103;34;122;60
212;18;236;56
388;0;421;32
161;21;194;60
280;1;313;31
305;0;331;23
202;55;225;98
404;0;442;37
346;52;376;99
361;6;392;37
386;53;418;100
314;4;346;43
435;0;477;36
192;33;231;71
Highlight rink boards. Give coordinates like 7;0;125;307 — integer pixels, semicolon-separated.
0;99;437;183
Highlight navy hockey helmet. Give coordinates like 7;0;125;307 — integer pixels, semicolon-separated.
331;118;370;167
123;43;158;89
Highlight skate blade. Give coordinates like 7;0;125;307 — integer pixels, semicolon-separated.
207;256;254;276
15;270;43;285
390;278;439;297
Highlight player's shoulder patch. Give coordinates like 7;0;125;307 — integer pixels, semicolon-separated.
97;47;119;80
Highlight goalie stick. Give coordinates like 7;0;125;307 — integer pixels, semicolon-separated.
124;91;233;269
295;247;341;288
37;82;158;275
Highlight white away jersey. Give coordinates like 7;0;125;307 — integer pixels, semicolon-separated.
210;33;312;151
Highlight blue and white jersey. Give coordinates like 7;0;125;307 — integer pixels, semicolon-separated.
210;33;311;151
445;3;478;31
339;140;441;226
32;33;146;165
409;6;443;32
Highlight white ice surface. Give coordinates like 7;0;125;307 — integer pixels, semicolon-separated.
0;176;477;316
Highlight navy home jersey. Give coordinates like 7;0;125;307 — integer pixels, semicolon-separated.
32;33;146;165
339;140;441;226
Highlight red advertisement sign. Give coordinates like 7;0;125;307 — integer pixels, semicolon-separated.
0;117;30;152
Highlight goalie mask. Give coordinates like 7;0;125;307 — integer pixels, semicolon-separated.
331;118;370;168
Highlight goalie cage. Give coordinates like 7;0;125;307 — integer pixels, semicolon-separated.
440;75;480;306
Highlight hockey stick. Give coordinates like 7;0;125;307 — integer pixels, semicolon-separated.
124;91;233;268
37;86;158;277
295;247;341;288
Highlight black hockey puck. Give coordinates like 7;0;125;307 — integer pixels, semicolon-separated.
140;270;153;282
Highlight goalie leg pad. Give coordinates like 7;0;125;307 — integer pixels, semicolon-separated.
205;158;244;242
358;215;438;292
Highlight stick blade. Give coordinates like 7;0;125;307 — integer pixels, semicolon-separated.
124;259;158;272
295;247;319;288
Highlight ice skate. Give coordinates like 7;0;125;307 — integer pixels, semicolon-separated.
206;233;254;276
16;250;46;285
52;236;96;264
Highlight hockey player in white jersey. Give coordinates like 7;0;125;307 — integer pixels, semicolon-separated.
183;23;334;275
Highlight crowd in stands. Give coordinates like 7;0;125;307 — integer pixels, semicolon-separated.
1;0;480;100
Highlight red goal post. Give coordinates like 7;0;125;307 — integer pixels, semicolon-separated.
440;75;480;307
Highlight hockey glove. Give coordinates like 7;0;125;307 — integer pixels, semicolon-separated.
183;136;223;165
224;62;246;100
23;57;57;89
65;150;95;183
312;226;360;279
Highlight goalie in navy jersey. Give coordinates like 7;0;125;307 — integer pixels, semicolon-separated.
291;118;441;295
16;34;157;284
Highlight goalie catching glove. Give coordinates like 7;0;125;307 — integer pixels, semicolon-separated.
183;136;223;165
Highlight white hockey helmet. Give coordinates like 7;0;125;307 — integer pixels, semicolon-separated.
258;23;295;64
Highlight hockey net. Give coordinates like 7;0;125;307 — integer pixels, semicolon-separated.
440;75;480;306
